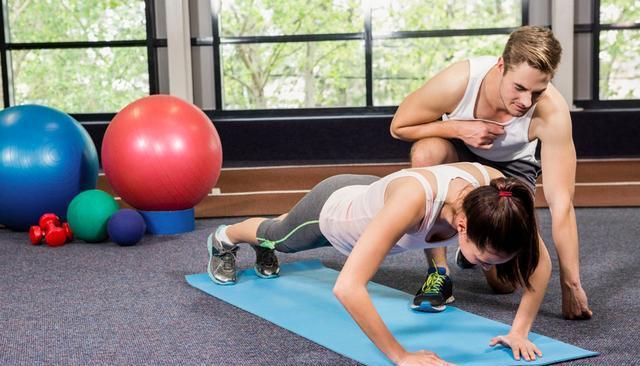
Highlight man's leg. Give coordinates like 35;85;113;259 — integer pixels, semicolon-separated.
410;137;460;168
482;266;517;294
410;138;460;274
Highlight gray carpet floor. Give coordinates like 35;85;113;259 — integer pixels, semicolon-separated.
1;208;638;365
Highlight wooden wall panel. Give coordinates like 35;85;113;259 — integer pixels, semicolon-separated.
96;159;640;217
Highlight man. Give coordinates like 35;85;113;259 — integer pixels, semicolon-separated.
390;26;592;320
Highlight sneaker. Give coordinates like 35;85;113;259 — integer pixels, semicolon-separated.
252;246;280;278
455;246;476;269
207;226;239;285
411;266;454;312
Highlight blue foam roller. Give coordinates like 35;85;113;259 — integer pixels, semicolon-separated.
139;208;195;235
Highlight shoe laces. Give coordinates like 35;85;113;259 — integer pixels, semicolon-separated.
219;250;237;271
421;260;446;294
421;272;445;294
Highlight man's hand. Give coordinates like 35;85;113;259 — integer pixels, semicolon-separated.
453;120;505;149
396;350;456;366
561;281;593;320
490;333;542;362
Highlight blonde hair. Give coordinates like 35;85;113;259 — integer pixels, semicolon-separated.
502;26;562;76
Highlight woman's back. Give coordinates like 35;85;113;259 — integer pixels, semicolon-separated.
319;162;493;255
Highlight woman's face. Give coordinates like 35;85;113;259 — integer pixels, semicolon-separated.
457;217;516;270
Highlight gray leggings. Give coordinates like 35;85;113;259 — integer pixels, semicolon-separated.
256;174;379;253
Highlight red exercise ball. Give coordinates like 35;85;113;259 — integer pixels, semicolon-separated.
102;95;222;211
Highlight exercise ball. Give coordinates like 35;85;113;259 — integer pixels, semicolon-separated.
0;105;99;231
101;95;222;211
67;189;119;242
107;209;146;246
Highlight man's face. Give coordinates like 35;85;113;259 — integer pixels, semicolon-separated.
498;62;551;117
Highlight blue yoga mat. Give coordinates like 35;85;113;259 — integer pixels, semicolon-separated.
186;260;597;366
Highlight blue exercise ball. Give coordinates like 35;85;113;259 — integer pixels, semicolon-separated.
0;105;99;231
107;209;146;246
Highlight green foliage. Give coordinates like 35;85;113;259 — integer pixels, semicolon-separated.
7;0;147;113
599;30;640;99
12;48;149;113
220;0;363;37
219;0;364;109
7;0;146;42
600;0;640;24
222;41;364;109
373;35;508;106
5;0;637;111
371;0;520;33
599;0;640;99
219;0;518;109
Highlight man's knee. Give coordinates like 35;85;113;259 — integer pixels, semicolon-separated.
486;276;517;294
410;138;457;168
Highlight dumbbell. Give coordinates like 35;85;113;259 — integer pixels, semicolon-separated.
28;213;73;247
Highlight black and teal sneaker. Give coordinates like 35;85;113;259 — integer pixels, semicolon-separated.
411;266;454;312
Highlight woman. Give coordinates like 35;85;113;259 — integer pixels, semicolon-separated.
207;162;551;366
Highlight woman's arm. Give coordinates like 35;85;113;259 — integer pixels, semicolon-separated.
332;178;452;365
490;236;552;361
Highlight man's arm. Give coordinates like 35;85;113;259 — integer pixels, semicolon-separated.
390;60;468;141
390;60;505;149
534;89;592;319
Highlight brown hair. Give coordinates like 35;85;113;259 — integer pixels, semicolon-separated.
462;177;540;289
502;26;562;76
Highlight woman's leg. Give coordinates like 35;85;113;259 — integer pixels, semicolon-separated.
208;174;378;285
226;218;268;245
254;174;379;253
224;214;288;245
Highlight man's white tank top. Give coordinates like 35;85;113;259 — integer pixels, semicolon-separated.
318;163;490;256
443;56;539;163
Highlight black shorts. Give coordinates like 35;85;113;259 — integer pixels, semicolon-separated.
450;139;540;192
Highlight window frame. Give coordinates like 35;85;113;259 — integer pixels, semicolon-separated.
574;0;640;109
202;0;529;114
0;0;161;117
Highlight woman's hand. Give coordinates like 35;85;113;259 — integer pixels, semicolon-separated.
396;350;456;366
490;333;542;361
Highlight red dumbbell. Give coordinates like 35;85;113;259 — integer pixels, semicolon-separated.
28;213;73;247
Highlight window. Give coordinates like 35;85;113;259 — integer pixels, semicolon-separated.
598;0;640;100
212;0;524;110
1;0;155;114
217;0;364;109
371;0;520;105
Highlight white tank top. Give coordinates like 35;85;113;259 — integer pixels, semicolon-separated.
318;163;490;256
443;56;539;163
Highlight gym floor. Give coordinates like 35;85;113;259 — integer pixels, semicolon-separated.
1;208;638;365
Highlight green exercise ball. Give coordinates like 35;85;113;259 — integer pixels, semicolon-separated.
67;189;120;242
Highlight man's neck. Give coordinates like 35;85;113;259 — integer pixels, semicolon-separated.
476;66;512;122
